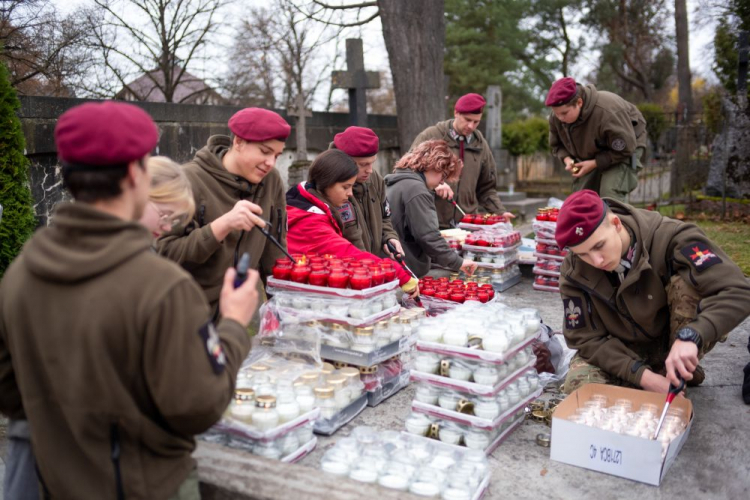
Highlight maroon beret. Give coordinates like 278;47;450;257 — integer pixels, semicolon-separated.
334;126;379;157
545;77;578;107
228;108;291;142
455;93;486;114
555;190;608;248
55;101;158;166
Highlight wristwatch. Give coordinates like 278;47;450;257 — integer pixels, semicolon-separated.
676;327;703;350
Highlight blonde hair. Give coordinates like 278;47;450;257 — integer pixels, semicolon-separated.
147;156;195;222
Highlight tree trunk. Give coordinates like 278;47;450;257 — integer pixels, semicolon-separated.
378;0;445;155
675;0;693;122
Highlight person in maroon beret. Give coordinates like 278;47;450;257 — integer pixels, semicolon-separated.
328;126;403;258
546;77;648;202
0;101;260;499
411;93;515;229
555;190;750;396
158;107;291;318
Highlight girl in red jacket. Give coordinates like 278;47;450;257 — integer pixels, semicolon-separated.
286;149;419;296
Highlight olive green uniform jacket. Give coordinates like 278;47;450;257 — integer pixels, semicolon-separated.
559;200;750;386
411;120;506;229
158;135;287;313
548;84;648;170
0;203;251;500
338;170;400;257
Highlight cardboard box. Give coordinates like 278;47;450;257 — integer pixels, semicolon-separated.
550;384;693;486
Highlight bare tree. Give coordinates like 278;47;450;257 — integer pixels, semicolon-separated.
224;0;341;111
0;0;91;96
299;0;445;154
81;0;228;102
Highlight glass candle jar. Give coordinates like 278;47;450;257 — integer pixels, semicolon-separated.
296;422;314;444
482;332;509;353
349;463;379;483
473;364;499;385
315;385;338;419
229;388;255;423
351;327;376;353
389;323;404;342
348;303;369;319
278;432;300;456
253;395;280;431
438;422;464;445
276;389;301;424
254;441;282;460
414;352;440;374
298;371;320;386
405;412;432;436
295;384;316;413
327;324;351;348
443;329;468;346
321;448;350;476
321;362;336;375
448;359;473;381
474;396;501;420
464;428;491;450
340;367;363;400
417;324;443;343
496;393;510;412
438;391;461;411
327;374;350;409
415;383;440;405
505;385;521;406
374;320;392;347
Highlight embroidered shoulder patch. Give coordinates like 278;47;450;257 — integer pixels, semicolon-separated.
680;242;722;272
337;202;357;223
611;138;627;151
383;199;391;218
563;297;586;330
198;321;225;375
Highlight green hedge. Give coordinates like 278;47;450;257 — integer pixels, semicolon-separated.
0;60;37;279
636;103;669;145
502;116;549;156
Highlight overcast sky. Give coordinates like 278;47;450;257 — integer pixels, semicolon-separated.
54;0;719;107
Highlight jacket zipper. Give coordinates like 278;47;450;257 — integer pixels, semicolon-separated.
564;275;659;340
110;424;125;500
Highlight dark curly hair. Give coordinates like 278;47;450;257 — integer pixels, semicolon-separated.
394;139;463;182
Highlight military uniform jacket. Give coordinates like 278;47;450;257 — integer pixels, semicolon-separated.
549;84;648;169
339;170;399;257
411;120;506;229
0;203;251;500
158;135;287;311
559;199;750;386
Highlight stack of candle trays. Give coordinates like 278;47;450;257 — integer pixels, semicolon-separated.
320;426;492;499
567;394;688;459
204;355;328;462
532;218;566;292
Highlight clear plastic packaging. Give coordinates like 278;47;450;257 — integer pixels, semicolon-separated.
320;426;491;499
313;392;369;436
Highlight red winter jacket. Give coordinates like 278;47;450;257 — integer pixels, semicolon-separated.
286;182;412;286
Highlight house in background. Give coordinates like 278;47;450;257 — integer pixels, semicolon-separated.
116;66;224;105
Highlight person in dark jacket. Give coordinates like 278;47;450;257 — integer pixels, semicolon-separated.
0;101;260;499
286;149;418;297
556;190;750;394
546;77;648;201
385;139;479;278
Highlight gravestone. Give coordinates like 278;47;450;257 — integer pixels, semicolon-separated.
288;93;313;187
331;39;380;127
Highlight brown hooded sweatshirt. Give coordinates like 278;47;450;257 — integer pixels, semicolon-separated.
157;135;287;313
0;202;251;499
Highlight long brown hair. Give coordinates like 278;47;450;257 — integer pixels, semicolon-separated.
394;139;463;182
307;149;358;191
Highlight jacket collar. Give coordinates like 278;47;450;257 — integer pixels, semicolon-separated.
286;182;344;234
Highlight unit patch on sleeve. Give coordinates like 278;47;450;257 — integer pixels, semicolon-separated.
337;202;357;223
563;296;586;330
198;321;226;375
383;199;391;218
611;138;627;151
680;242;722;272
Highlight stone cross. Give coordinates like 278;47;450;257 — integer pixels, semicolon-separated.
331;38;380;126
288;92;312;162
